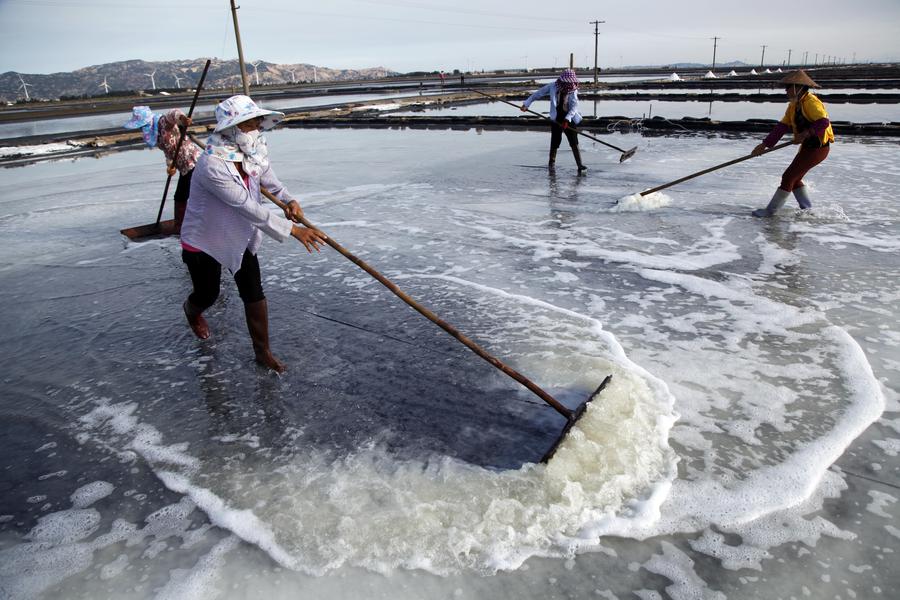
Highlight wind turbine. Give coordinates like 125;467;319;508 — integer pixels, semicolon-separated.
250;61;261;85
173;73;184;89
99;76;111;94
17;74;34;101
145;70;157;90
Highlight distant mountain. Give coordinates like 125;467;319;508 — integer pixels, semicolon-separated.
0;58;398;102
625;61;751;70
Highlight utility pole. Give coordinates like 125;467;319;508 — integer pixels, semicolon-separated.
590;20;605;86
760;45;767;67
787;49;792;66
803;51;808;65
710;36;720;74
230;0;250;95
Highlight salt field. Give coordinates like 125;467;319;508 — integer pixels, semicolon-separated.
395;98;900;123
1;124;898;599
0;92;426;140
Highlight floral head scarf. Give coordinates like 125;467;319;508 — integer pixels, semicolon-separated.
205;127;271;178
123;105;161;148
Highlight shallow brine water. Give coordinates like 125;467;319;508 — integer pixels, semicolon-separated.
0;91;426;140
0;127;897;599
395;98;900;123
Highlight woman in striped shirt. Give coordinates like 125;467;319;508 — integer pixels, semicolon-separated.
180;95;326;373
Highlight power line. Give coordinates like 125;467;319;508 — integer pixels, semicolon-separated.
251;7;576;35
346;0;583;24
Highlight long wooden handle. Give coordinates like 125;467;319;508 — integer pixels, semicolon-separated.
639;141;794;196
155;59;212;224
260;187;574;420
471;88;629;154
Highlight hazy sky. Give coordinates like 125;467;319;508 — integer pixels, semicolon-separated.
1;0;898;74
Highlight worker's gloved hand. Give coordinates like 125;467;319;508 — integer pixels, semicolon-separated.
520;105;527;112
750;143;767;157
562;120;570;130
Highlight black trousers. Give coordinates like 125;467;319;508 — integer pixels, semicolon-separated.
174;169;193;203
173;169;193;227
550;120;579;150
182;248;265;310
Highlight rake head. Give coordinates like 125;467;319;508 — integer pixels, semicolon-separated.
539;375;612;463
619;147;638;163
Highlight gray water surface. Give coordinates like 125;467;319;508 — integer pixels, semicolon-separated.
0;127;897;599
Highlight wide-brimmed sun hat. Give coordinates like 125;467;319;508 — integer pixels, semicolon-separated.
779;70;820;89
214;95;284;132
123;105;154;129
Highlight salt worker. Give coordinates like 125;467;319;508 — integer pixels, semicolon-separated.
521;68;587;172
750;70;834;217
123;106;202;231
179;95;327;373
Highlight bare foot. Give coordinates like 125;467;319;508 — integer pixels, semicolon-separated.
255;350;286;373
183;301;210;339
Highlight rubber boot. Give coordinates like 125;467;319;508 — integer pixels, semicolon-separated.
572;145;587;173
752;188;791;218
793;186;812;209
244;299;286;373
548;148;558;167
183;300;210;339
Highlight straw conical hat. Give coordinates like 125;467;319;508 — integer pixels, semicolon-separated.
779;70;820;88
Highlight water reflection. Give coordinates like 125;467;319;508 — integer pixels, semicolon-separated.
394;99;897;122
758;217;813;312
546;163;585;227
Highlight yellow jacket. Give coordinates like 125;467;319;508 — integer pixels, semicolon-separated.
780;92;835;145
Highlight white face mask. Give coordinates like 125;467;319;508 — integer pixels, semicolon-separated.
232;128;269;177
234;129;261;153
